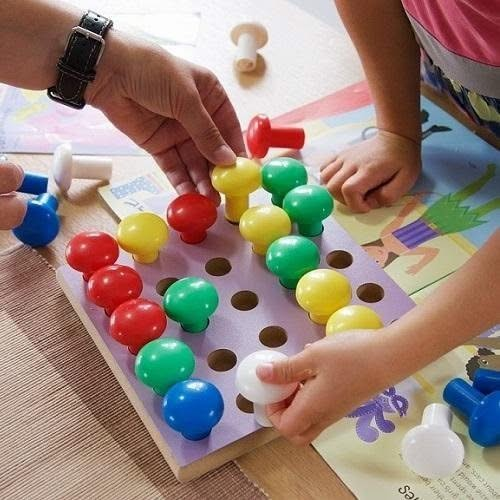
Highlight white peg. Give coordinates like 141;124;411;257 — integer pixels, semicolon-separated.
230;22;268;73
52;143;113;193
235;350;297;427
401;403;464;479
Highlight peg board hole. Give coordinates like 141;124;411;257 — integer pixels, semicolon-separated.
236;394;254;414
259;326;288;348
156;277;178;296
326;250;353;269
231;290;259;311
205;257;232;277
207;349;237;372
357;282;384;303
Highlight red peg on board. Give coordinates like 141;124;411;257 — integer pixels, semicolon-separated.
66;231;119;281
109;298;167;354
246;114;305;159
166;193;218;244
87;264;143;315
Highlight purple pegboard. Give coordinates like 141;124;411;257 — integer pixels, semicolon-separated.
56;189;415;478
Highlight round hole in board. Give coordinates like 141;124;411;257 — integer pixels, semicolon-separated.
231;290;259;311
357;283;385;303
156;277;178;296
205;257;232;277
259;326;288;348
236;394;254;414
207;349;237;372
326;250;353;269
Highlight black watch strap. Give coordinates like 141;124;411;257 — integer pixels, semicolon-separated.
48;11;113;109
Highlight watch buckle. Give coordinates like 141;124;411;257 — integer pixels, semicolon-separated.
69;26;106;66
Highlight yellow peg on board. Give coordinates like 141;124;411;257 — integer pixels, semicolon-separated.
117;212;169;264
325;305;383;336
211;157;261;223
296;269;351;324
239;205;292;255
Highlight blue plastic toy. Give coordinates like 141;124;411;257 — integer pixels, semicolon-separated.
443;378;500;447
473;368;500;395
18;172;49;195
12;193;60;247
162;379;224;440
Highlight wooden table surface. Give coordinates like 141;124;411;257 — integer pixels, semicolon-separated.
0;1;360;498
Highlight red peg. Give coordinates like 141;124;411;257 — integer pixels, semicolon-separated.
87;265;143;316
166;193;218;244
66;231;119;281
109;298;167;354
246;114;305;159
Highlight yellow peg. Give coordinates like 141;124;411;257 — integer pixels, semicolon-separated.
239;205;292;255
325;305;383;336
211;157;261;223
117;212;169;264
296;269;351;324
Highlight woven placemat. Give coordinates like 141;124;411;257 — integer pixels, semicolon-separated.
0;245;267;500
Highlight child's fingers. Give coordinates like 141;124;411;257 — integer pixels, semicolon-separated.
0;194;27;229
325;163;357;206
0;161;24;194
319;157;342;183
340;170;374;213
291;419;331;446
370;168;417;207
256;349;316;385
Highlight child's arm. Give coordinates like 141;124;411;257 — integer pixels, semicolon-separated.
321;1;422;212
257;230;500;445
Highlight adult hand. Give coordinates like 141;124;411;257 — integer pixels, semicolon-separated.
87;32;245;204
0;159;26;230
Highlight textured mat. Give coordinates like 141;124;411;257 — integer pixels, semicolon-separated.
0;245;267;500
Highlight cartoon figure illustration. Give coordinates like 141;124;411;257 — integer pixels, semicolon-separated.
363;164;500;274
347;387;409;443
464;335;500;381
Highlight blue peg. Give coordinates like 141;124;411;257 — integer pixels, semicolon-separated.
163;379;224;440
443;378;500;447
18;172;49;195
473;368;500;395
12;193;60;247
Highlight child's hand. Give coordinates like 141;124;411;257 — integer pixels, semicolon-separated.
320;131;421;213
256;329;397;445
0;160;26;230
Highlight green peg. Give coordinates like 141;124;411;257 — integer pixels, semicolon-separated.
266;235;320;289
163;277;219;333
262;157;308;207
135;338;195;396
283;185;334;236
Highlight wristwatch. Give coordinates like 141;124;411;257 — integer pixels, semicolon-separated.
47;11;113;109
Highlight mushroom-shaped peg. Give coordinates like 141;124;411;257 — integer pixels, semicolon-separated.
166;193;217;244
163;379;224;440
87;264;143;316
283;185;334;237
401;403;464;479
135;338;195;396
163;277;219;333
117;212;168;264
230;21;268;73
52;143;112;193
473;368;500;394
12;193;60;247
236;350;298;427
443;378;500;447
326;305;383;336
65;231;119;281
239;205;291;255
266;235;320;289
247;114;305;159
296;269;351;324
17;172;49;195
211;157;261;223
109;298;167;355
261;157;308;207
